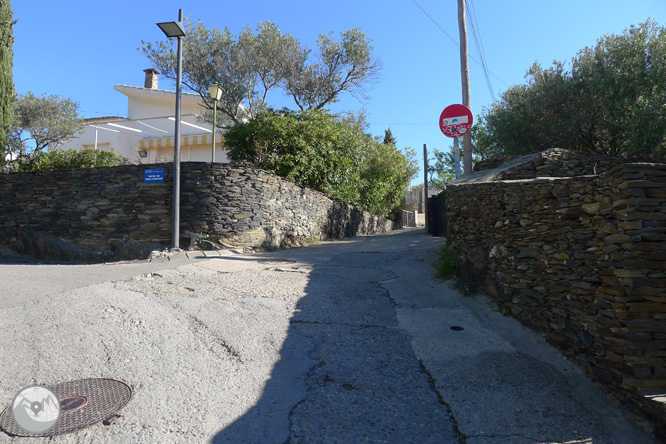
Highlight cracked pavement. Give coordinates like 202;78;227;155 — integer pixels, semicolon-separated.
0;228;657;443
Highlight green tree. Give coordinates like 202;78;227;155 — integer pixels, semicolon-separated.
427;148;456;190
569;20;666;158
224;108;415;218
11;149;129;172
480;19;666;160
0;0;15;166
383;127;397;146
140;20;381;127
469;115;503;160
8;92;84;161
358;141;418;217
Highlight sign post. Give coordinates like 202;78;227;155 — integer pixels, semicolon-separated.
423;144;428;234
453;138;461;179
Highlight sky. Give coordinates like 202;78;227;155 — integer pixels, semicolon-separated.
11;0;666;185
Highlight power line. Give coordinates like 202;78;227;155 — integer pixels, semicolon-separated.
410;0;459;47
466;0;496;101
368;122;435;126
410;0;509;90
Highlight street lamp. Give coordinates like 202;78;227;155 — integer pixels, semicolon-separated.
208;83;222;163
157;9;186;251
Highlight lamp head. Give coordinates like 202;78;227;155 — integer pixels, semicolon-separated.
157;21;186;38
208;83;223;101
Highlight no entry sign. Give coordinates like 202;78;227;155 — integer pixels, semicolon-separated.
439;104;473;138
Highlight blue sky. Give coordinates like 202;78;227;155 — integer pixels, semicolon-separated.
11;1;666;184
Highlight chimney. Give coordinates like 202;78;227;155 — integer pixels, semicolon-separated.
143;68;159;89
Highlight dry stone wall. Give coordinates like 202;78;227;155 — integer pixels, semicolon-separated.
446;159;666;433
474;148;644;178
0;162;396;260
498;148;639;179
179;163;396;249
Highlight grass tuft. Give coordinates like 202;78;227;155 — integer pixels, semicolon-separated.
433;244;459;279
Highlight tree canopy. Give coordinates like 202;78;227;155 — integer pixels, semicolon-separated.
478;19;666;160
8;92;84;159
224;109;417;218
140;20;381;127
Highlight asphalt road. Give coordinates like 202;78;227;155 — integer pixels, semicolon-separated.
0;229;657;443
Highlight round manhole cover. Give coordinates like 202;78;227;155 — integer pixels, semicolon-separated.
0;378;132;437
258;258;296;265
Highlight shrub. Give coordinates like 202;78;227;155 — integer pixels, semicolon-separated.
225;108;417;218
11;149;130;172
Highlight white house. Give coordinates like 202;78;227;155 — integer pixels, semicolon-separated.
58;69;228;164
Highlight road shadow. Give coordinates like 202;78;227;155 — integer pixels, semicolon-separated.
211;229;458;443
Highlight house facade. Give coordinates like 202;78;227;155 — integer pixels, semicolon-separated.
58;69;228;164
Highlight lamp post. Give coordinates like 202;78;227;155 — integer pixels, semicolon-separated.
208;83;222;163
157;9;186;251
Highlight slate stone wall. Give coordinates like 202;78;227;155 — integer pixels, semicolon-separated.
474;148;645;177
446;161;666;431
497;148;636;179
0;162;396;259
179;163;397;249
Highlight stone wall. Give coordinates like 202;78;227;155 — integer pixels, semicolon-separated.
446;160;666;434
497;148;639;179
473;155;518;172
179;163;397;249
474;148;645;177
0;162;396;260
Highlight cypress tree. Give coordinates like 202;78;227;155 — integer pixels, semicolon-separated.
0;0;14;155
383;127;397;146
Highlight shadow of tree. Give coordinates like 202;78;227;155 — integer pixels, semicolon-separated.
211;230;457;443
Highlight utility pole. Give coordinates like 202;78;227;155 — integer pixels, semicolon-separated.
423;144;429;234
457;0;472;174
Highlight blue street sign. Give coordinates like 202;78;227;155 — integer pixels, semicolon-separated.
144;168;165;183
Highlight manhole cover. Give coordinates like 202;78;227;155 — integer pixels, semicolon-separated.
0;378;132;437
258;259;296;265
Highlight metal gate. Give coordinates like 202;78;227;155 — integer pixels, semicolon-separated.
427;191;447;237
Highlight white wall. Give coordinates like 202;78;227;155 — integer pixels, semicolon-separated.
58;84;228;164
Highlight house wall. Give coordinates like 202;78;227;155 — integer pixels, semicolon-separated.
149;145;215;163
58;122;228;165
0;163;396;260
126;90;202;119
446;161;666;431
58;81;223;164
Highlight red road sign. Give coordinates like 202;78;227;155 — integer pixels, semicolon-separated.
439;104;473;138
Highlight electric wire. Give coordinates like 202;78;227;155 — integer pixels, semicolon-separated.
467;0;489;76
410;0;509;90
467;0;495;100
410;0;459;47
466;0;496;101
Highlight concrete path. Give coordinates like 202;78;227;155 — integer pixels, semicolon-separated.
0;229;656;443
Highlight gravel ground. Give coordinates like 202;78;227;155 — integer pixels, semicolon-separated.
0;229;657;443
